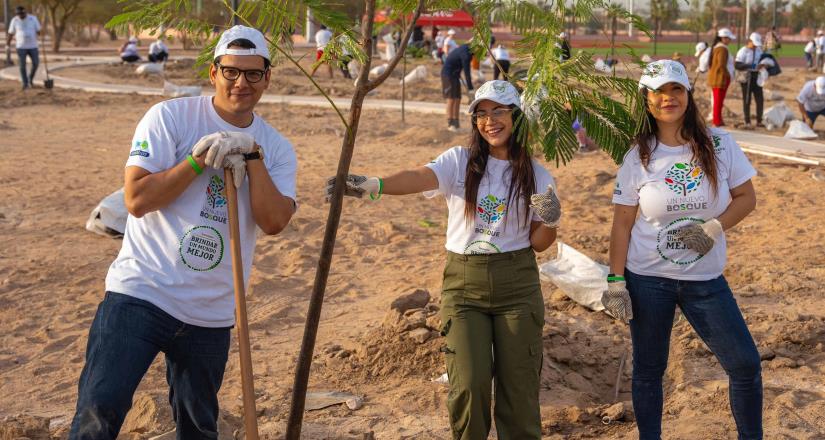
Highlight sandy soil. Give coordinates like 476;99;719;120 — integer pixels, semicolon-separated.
0;76;824;440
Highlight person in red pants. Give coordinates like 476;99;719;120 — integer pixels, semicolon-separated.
707;28;735;127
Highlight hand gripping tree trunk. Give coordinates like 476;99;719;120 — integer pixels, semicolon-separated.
285;0;425;437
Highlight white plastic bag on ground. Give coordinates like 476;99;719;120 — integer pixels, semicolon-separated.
539;242;608;312
400;65;427;85
785;120;818;140
368;63;388;79
163;80;201;98
85;188;127;238
135;63;163;75
763;102;795;130
594;58;612;74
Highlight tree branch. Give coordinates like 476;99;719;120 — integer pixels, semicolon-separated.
366;0;425;91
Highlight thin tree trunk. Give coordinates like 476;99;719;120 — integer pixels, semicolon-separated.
285;0;424;438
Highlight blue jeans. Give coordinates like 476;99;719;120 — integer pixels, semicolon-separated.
16;48;39;87
806;108;825;124
69;292;230;440
626;270;762;440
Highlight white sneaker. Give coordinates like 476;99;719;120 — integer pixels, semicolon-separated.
447;125;459;132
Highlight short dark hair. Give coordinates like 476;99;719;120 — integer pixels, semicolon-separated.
214;38;271;69
16;6;25;12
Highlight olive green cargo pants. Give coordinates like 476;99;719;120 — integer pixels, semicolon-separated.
439;247;544;440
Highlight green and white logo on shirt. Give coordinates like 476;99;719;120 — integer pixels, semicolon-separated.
477;194;507;225
656;217;706;265
201;175;228;224
129;140;150;157
664;163;704;196
179;225;224;271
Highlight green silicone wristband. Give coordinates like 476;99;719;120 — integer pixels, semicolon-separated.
186;154;203;175
369;177;384;201
607;275;625;282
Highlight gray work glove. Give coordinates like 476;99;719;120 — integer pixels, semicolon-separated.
325;174;381;202
222;154;247;188
191;131;256;169
674;218;723;255
529;185;562;228
601;280;633;323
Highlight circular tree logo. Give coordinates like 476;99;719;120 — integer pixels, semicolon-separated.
477;194;507;225
179;226;224;271
464;240;501;254
664;163;704;196
656;217;706;265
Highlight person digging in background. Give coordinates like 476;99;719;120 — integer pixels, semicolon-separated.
796;76;825;128
326;80;560;440
148;37;169;63
603;60;762;440
69;25;297;440
119;37;141;63
441;41;475;132
6;5;41;90
734;32;766;129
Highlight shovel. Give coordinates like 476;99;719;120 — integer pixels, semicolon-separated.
41;37;53;89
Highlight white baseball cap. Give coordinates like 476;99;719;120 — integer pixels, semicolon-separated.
214;25;270;61
447;29;456;36
558;31;568;39
816;76;825;95
639;59;691;91
717;28;736;40
818;30;824;36
694;41;708;57
468;80;521;114
749;32;763;47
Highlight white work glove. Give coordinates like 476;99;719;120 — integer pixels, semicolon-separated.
530;185;562;228
325;174;381;202
222;154;247;188
674;218;723;255
191;131;255;169
601;280;633;323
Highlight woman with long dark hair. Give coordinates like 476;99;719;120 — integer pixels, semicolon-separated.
707;28;736;126
326;80;560;439
601;60;762;439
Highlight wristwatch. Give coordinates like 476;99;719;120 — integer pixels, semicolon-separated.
243;145;264;161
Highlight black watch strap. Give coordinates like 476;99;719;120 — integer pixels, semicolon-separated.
243;150;262;161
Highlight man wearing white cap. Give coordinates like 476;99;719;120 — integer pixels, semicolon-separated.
797;76;825;128
816;30;825;72
69;25;297;439
734;32;766;128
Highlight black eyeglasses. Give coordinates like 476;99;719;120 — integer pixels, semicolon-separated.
215;63;267;83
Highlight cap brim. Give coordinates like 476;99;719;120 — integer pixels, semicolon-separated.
467;97;518;114
640;78;691;92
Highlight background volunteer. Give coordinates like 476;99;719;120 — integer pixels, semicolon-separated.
69;25;297;439
797;76;825;127
312;24;333;78
707;28;735;127
6;5;41;90
148;37;169;63
325;80;560;440
734;32;765;128
604;60;762;440
441;42;474;131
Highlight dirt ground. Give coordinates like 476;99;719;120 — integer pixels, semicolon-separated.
0;71;824;440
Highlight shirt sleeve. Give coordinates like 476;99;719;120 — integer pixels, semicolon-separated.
424;146;462;198
125;103;179;173
724;136;757;189
33;16;41;32
734;47;747;63
797;82;811;105
612;150;640;206
265;136;298;203
8;17;17;34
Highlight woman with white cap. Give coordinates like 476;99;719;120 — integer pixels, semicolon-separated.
602;59;762;439
443;28;458;56
119;36;140;63
707;28;736;127
734;32;766;128
326;80;561;439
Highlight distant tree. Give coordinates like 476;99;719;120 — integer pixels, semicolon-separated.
684;0;709;42
649;0;679;37
788;0;825;33
37;0;83;52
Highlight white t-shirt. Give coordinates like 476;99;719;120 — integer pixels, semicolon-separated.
121;42;138;57
612;128;756;281
796;80;825;113
492;46;510;61
149;40;168;55
424;146;555;254
106;96;298;327
8;15;40;49
435;35;445;50
443;36;458;53
735;46;763;70
804;41;815;54
697;48;711;73
315;29;332;50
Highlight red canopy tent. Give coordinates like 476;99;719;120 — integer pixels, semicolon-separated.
374;9;474;28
